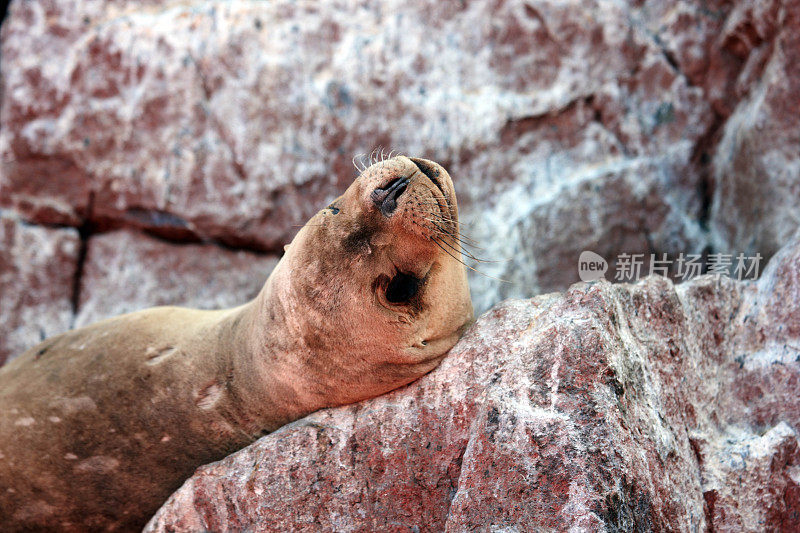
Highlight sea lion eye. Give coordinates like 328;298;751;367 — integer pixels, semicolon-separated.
385;272;420;303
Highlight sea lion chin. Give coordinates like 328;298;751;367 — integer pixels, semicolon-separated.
0;155;473;531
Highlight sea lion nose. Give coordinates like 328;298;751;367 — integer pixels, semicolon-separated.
371;177;409;216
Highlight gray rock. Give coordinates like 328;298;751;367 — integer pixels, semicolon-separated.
74;229;279;328
0;212;79;365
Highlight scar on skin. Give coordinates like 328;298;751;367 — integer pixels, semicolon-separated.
50;396;98;415
196;381;224;410
145;345;180;365
74;455;119;474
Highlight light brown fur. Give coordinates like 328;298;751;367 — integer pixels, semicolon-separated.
0;156;473;531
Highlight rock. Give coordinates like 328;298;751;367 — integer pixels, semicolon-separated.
0;222;279;365
644;0;800;263
0;211;79;365
1;0;741;315
691;423;800;531
146;236;800;530
74;229;279;328
3;0;800;314
4;0;800;312
707;0;800;261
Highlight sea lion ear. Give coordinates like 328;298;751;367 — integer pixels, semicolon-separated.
284;244;290;253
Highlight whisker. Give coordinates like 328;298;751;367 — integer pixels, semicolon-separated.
352;153;368;173
410;217;474;256
414;200;480;229
416;215;481;247
431;230;499;264
419;221;486;259
422;213;480;239
414;215;508;264
430;236;510;282
417;217;476;247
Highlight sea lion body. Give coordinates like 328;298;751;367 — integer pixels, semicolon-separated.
0;156;473;530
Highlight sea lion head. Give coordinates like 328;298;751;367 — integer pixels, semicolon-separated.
260;155;473;407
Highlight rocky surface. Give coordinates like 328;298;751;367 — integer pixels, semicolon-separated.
74;229;278;328
0;225;278;364
1;0;799;523
2;0;799;320
0;212;79;365
147;235;800;531
707;0;800;261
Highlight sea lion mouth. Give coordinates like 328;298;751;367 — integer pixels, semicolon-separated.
409;157;447;199
408;157;455;226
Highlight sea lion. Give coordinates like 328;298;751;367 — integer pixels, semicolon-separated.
0;156;473;531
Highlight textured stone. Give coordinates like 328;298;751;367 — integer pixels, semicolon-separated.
3;0;800;313
707;0;800;261
146;235;800;531
691;423;800;531
0;0;733;314
74;229;279;328
0;211;79;365
642;0;800;262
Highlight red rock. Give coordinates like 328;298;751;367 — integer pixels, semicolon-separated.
146;236;800;531
708;0;800;262
1;0;729;314
74;229;279;328
690;423;800;531
3;0;799;313
142;231;800;531
0;212;79;365
650;0;800;263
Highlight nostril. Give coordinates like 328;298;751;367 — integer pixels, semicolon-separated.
371;177;409;216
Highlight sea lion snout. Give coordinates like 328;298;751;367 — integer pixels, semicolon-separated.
369;158;446;219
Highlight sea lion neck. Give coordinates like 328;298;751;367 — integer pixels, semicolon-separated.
194;300;319;435
241;262;346;415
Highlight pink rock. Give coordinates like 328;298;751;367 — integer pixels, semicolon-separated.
0;212;79;365
74;229;279;328
0;0;727;313
146;237;800;531
708;0;800;261
691;423;800;531
652;0;800;263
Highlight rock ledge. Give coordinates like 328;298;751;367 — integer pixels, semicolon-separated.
146;236;800;531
